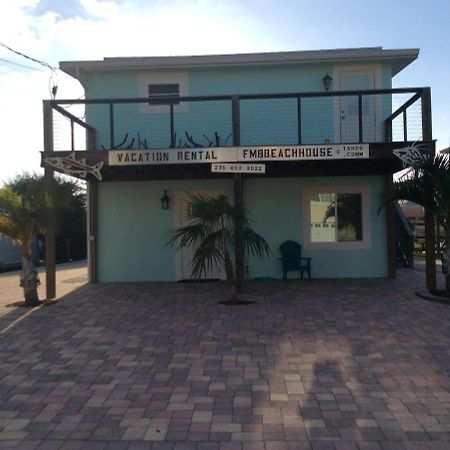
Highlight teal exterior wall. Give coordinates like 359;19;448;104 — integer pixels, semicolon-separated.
88;59;396;282
96;179;233;282
244;175;387;279
96;175;387;282
85;62;394;150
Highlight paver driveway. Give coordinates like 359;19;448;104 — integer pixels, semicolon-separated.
0;262;449;449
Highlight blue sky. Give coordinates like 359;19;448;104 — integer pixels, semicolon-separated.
0;0;449;183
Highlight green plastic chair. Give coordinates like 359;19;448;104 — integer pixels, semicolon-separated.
279;240;312;281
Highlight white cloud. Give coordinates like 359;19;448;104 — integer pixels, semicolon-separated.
80;0;121;18
0;0;276;183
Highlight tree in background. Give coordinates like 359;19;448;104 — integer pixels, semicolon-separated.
53;178;86;263
0;174;86;306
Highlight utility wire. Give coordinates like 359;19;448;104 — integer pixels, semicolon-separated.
0;41;58;98
0;42;86;101
0;42;73;81
0;41;56;70
0;57;44;72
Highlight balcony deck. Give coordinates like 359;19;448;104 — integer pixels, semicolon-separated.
41;87;433;181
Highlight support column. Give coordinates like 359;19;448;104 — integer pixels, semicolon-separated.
87;181;98;283
43;101;56;299
86;118;97;283
386;175;396;278
421;88;436;290
232;96;244;292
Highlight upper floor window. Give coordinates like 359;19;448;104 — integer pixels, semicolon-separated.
139;72;189;114
148;83;180;105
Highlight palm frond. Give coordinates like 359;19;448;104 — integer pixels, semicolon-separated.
380;153;450;229
191;239;224;279
168;223;208;249
241;227;271;258
167;193;269;283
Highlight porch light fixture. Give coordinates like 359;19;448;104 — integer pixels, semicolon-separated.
322;73;332;91
161;190;170;210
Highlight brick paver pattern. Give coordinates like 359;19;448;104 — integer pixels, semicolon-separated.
0;262;449;449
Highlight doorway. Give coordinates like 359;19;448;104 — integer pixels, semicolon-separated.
336;69;377;143
174;191;225;281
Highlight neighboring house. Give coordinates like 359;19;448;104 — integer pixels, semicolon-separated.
0;232;21;270
41;47;434;287
399;200;444;252
0;233;40;271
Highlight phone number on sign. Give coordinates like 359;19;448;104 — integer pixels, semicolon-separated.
212;163;266;173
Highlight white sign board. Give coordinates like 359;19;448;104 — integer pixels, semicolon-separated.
109;144;369;166
211;163;266;174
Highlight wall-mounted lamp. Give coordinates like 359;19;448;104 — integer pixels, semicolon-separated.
161;190;170;210
322;73;333;91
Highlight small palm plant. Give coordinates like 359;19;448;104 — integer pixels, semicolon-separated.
382;152;450;292
168;193;270;302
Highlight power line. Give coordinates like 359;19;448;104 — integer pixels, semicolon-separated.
0;42;85;100
0;42;77;80
0;41;60;99
0;57;44;72
0;41;56;71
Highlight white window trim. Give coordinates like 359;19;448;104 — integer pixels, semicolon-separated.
139;71;189;114
303;185;372;250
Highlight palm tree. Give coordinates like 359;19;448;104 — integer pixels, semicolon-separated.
0;174;55;306
168;193;270;302
381;152;450;292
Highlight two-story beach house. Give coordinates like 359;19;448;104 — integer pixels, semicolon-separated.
41;47;436;298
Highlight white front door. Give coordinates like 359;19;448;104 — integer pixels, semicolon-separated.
175;191;225;281
338;70;376;143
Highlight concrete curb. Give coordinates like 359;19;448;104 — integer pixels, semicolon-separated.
415;289;450;304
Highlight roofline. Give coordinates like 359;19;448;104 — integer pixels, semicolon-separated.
60;47;419;81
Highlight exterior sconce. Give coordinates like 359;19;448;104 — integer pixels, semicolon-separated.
322;73;332;91
161;190;170;210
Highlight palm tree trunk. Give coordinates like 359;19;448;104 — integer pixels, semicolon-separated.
20;245;40;306
223;248;237;303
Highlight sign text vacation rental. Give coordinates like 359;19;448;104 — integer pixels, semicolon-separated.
108;144;369;166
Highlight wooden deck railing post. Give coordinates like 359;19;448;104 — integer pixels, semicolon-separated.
384;119;392;142
297;96;302;144
169;103;175;147
358;94;363;143
43;101;56;299
109;103;115;148
87;129;96;151
403;111;408;142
